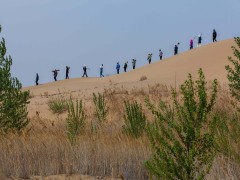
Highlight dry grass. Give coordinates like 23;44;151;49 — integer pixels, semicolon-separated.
0;84;240;179
0;120;150;179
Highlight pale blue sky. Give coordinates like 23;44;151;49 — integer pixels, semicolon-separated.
0;0;239;86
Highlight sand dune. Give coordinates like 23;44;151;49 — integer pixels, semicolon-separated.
25;39;234;96
23;39;235;119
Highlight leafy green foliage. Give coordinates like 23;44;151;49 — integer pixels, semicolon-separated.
145;69;218;179
93;93;109;123
48;95;68;114
212;111;240;164
122;100;146;138
225;37;240;101
221;37;240;164
0;25;30;133
66;98;86;144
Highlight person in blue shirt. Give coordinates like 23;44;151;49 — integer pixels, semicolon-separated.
116;62;120;74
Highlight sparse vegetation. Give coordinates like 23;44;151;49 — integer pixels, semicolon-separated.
66;98;86;144
0;83;240;179
140;75;147;81
122;100;147;138
145;69;218;179
213;37;240;165
225;37;240;102
48;95;68;114
212;111;240;164
0;24;30;133
93;93;109;123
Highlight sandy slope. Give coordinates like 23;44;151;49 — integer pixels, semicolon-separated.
24;39;234;95
24;39;234;119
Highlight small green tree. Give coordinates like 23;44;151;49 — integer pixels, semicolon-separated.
66;98;86;144
225;37;240;101
93;93;109;123
0;25;30;133
122;100;146;138
145;69;218;179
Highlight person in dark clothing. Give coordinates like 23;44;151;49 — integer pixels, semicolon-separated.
66;66;70;79
174;44;179;55
82;66;88;77
116;62;120;74
124;62;128;72
35;73;39;86
197;34;202;47
159;49;163;60
132;59;136;69
147;53;152;64
190;39;193;50
100;64;104;77
213;29;217;42
52;69;60;81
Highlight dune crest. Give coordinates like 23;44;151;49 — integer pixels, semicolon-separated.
25;39;234;95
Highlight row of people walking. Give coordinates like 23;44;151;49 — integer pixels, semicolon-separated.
35;29;218;86
175;29;218;55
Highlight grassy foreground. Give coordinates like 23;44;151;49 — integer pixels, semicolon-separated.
0;84;240;179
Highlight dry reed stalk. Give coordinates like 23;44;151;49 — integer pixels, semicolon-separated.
0;129;150;179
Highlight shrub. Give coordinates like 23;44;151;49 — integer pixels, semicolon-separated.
48;95;68;114
122;100;147;138
0;24;30;133
212;111;240;164
219;38;240;163
225;37;240;101
145;69;218;179
93;93;109;123
66;98;86;144
140;75;147;81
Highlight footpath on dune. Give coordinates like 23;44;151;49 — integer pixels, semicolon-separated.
24;39;234;96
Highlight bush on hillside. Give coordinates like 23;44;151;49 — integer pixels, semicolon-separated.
225;37;240;102
145;68;218;179
122;100;147;138
48;95;68;114
66;98;86;144
93;93;109;123
140;76;147;81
